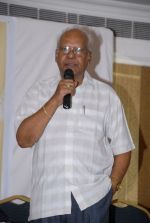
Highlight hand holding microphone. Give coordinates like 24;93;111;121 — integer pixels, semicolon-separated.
53;69;78;109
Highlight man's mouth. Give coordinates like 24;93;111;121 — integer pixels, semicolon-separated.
64;62;78;69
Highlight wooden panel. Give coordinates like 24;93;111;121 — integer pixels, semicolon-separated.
113;63;150;211
139;67;150;211
113;63;141;204
0;21;6;186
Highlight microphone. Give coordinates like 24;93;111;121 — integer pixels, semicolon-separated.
63;69;74;109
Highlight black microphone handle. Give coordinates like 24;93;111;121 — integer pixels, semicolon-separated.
63;94;71;109
63;69;74;109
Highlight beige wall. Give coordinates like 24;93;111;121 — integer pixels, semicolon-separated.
0;21;6;187
113;63;150;211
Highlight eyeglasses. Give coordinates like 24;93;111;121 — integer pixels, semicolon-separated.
58;46;88;56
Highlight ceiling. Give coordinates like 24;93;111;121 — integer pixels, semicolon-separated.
5;0;150;22
110;0;150;5
20;0;150;6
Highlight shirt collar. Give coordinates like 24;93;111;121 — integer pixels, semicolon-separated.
49;71;94;89
80;71;94;89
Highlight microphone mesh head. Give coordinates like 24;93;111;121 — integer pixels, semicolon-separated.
64;69;74;79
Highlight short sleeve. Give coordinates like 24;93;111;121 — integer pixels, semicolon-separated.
106;91;135;155
15;79;49;132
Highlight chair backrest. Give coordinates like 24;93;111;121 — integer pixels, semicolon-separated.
109;200;150;223
0;195;30;223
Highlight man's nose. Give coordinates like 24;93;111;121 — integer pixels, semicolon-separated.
67;49;75;58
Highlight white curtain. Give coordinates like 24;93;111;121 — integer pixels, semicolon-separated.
0;16;113;198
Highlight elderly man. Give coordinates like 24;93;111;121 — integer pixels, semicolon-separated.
16;26;134;223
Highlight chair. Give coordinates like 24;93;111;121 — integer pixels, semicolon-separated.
109;200;150;223
0;195;30;223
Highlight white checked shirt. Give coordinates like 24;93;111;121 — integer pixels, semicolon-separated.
16;72;134;220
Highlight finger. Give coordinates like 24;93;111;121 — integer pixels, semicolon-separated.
63;80;74;89
74;80;79;88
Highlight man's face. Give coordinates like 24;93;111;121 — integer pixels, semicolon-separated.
55;29;91;82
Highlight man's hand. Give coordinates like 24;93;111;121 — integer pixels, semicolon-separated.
53;79;78;106
111;176;121;195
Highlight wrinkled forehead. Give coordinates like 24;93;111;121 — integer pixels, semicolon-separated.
58;29;88;48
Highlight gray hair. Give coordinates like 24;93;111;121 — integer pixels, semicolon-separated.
56;25;95;52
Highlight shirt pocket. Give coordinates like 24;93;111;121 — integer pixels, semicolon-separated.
77;107;98;135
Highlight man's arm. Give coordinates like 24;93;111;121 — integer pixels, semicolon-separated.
16;95;59;148
16;79;77;148
110;151;131;194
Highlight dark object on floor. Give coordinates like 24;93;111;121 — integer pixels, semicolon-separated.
109;200;150;223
